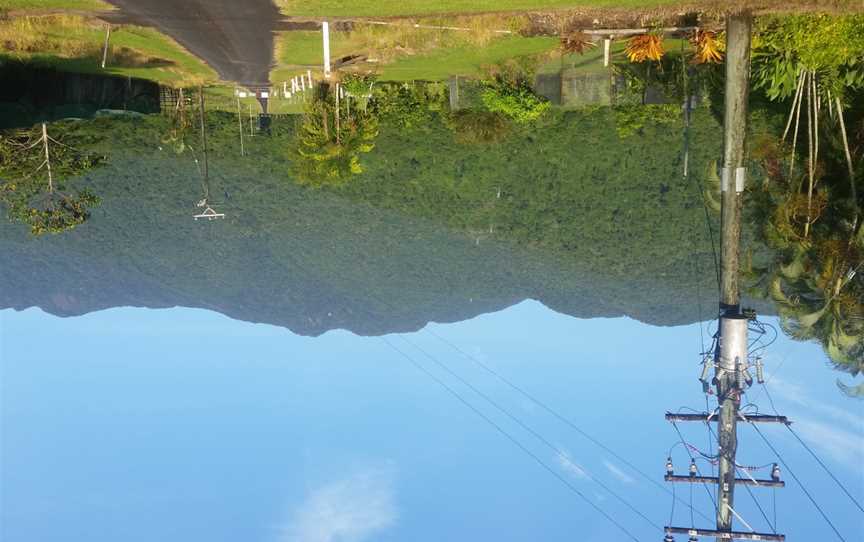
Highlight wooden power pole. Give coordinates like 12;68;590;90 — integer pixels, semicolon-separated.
663;12;787;542
716;14;752;535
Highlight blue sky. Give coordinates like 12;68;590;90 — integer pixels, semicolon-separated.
1;301;862;542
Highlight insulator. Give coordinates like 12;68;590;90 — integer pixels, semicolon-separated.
756;357;765;384
666;457;674;475
664;535;675;542
699;359;712;382
742;365;753;387
771;463;781;481
736;367;747;390
689;537;699;542
689;459;697;477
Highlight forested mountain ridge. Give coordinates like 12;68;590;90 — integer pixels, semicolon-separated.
0;109;769;335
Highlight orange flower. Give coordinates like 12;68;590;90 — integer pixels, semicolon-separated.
625;34;665;63
690;29;724;64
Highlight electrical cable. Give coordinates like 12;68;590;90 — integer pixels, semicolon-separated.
398;334;663;531
380;336;644;542
670;477;677;527
749;421;848;542
760;383;863;514
739;472;775;533
426;328;714;523
671;422;718;512
703;419;775;533
786;424;864;515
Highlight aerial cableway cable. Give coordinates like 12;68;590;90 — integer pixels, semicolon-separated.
380;336;644;542
398;334;662;532
749;421;848;542
424;327;713;523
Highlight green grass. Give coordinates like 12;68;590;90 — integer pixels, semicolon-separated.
0;16;218;85
380;36;557;80
0;0;112;11
272;29;557;82
276;0;683;17
103;26;217;83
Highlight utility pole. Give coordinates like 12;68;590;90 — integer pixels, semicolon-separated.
663;12;787;542
716;12;752;536
193;87;223;221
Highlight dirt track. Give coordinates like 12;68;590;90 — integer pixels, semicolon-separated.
104;0;280;85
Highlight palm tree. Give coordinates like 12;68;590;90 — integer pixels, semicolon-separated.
768;239;863;376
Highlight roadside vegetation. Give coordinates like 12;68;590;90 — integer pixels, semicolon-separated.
1;0;111;11
272;14;555;83
743;14;864;381
0;14;217;85
274;0;862;17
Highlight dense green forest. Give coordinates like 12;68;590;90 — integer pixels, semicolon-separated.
0;105;747;334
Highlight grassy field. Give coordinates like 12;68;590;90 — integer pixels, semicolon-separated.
277;0;864;16
272;23;557;82
274;0;685;17
0;15;217;85
0;0;112;10
380;36;556;80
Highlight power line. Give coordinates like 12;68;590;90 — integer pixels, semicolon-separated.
704;421;775;533
398;334;662;532
738;466;776;533
424;327;714;524
671;421;719;512
760;383;863;514
749;421;848;542
786;424;864;515
380;336;643;542
678;88;721;300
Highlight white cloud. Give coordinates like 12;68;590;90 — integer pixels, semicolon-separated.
281;466;397;542
792;419;864;471
761;376;863;471
557;450;589;480
769;377;863;429
602;460;635;484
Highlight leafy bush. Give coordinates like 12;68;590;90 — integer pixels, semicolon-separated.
479;76;549;123
372;82;448;130
446;110;511;145
289;85;379;187
613;104;680;138
752;15;864;102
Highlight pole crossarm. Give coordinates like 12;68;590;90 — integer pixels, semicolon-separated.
665;475;784;488
665;526;785;541
666;412;790;424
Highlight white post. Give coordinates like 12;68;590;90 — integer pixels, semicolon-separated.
322;21;331;78
283;81;288;97
101;26;111;69
42;123;53;192
603;37;611;67
301;75;306;91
